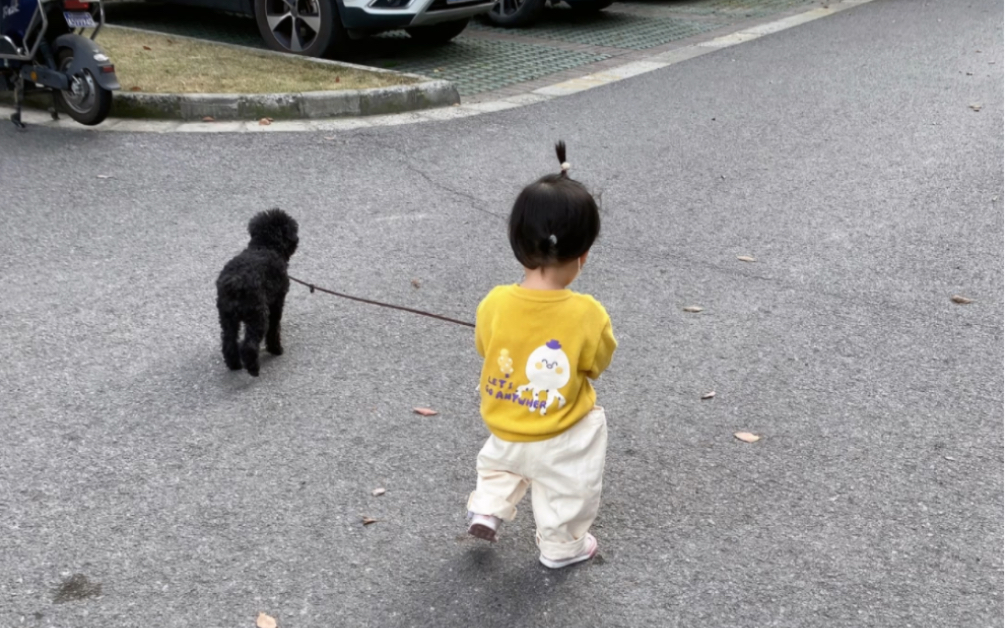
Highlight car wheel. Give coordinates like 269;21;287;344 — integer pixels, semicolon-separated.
566;0;612;12
405;18;470;44
254;0;348;58
485;0;546;28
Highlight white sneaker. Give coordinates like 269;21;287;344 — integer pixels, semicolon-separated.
467;512;502;542
539;534;599;569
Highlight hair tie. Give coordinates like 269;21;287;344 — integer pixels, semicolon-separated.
548;234;558;245
560;162;571;173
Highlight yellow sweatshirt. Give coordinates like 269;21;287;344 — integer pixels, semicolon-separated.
475;285;617;442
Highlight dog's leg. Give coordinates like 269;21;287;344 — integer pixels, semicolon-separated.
219;309;242;370
240;307;268;377
266;297;285;356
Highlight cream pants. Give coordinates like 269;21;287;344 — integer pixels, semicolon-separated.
467;407;608;560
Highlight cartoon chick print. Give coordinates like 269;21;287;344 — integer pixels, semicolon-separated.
515;340;571;415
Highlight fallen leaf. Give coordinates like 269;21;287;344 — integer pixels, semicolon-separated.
96;174;112;179
944;455;956;461
130;85;142;92
734;432;760;443
736;255;756;263
202;116;215;122
683;306;703;313
411;279;421;288
142;45;152;51
701;391;716;400
335;76;341;83
451;103;460;107
950;295;973;304
372;488;386;497
969;103;982;112
413;407;438;416
259;118;273;126
323;136;336;140
362;517;378;526
256;612;277;628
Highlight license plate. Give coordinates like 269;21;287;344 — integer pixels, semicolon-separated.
64;11;97;29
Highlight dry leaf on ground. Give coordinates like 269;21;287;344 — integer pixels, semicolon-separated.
411;279;421;288
323;136;336;140
734;432;761;443
256;612;277;628
202;116;215;122
951;295;973;304
736;256;756;263
372;488;386;497
259;118;273;126
130;86;142;92
683;306;704;313
413;407;438;416
142;45;152;51
701;391;716;400
969;103;983;111
362;517;378;526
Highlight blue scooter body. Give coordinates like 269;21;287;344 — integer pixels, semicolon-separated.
1;0;41;45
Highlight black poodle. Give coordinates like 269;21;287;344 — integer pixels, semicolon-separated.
216;209;299;376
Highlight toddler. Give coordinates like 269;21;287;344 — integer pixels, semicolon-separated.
467;141;617;569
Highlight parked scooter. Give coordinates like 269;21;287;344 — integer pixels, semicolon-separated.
0;0;119;128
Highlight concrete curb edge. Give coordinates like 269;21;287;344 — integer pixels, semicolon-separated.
110;81;459;120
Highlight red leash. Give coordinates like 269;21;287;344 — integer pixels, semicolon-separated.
289;275;476;329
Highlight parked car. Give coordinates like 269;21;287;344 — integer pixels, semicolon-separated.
485;0;613;28
161;0;494;57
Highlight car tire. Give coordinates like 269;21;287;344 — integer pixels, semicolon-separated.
566;0;613;12
485;0;546;28
254;0;349;58
405;18;470;44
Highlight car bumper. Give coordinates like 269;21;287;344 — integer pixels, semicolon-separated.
339;0;494;30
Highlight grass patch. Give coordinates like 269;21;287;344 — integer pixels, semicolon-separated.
95;26;417;93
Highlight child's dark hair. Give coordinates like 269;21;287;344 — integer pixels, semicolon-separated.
508;141;600;269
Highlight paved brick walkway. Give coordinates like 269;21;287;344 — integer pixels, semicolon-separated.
107;0;823;99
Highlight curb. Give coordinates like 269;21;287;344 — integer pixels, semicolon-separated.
110;81;459;120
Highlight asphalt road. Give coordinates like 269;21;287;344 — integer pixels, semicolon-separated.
1;1;1002;626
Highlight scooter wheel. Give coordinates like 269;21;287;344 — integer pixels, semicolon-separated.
54;49;113;126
